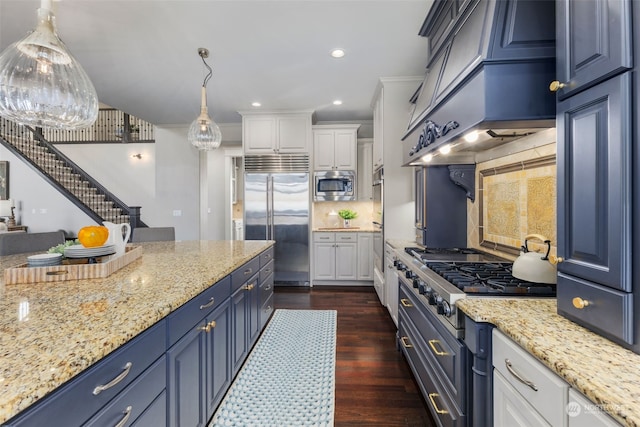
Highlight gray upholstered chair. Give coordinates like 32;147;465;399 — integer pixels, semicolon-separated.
131;227;176;242
0;230;66;256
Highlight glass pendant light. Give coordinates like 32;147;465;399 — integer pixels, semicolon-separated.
187;48;222;150
0;0;98;129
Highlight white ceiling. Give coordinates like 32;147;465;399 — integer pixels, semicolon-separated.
0;0;432;126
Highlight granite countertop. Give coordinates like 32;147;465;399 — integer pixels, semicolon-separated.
0;240;274;424
456;298;640;426
312;227;376;232
385;239;418;250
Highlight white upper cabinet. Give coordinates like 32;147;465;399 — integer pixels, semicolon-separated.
241;112;312;155
312;124;360;171
372;90;384;171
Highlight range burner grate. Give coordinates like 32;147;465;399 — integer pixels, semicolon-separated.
424;261;556;296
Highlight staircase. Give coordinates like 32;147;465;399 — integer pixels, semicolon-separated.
0;116;147;229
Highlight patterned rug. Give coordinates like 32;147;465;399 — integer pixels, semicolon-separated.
210;309;337;427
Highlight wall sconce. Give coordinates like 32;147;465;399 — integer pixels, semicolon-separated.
131;153;142;159
0;0;98;129
0;199;16;227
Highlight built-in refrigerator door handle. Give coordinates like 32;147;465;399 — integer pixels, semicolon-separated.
267;175;274;240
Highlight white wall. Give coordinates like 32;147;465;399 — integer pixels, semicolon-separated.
0;123;241;240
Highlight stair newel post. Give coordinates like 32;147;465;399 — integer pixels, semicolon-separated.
128;206;142;237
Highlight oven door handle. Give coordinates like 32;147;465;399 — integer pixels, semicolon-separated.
505;359;538;391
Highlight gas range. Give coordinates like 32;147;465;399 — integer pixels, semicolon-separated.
395;246;556;336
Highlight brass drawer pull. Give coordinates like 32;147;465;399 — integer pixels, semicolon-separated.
244;268;253;275
264;285;272;291
400;336;413;348
114;406;132;427
93;362;132;395
549;80;566;92
428;393;448;414
505;359;538;391
199;297;215;310
428;339;449;356
400;298;413;307
244;283;256;291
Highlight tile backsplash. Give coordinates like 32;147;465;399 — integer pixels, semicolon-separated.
467;133;557;260
312;201;374;229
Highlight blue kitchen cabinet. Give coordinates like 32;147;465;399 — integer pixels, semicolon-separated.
555;0;632;100
555;0;638;353
556;74;632;293
6;321;167;427
168;299;232;427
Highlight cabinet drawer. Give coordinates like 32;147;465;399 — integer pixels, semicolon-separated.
168;276;231;346
557;273;633;345
335;233;357;242
259;246;274;267
493;370;551;427
259;259;274;283
131;390;167;427
84;356;166;427
260;273;274;308
399;282;466;408
399;318;464;427
493;330;568;427
9;321;166;427
313;232;335;242
260;294;275;329
232;257;260;291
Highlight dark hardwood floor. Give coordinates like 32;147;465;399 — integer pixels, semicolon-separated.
274;286;435;427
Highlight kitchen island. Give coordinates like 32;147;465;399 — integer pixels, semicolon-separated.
0;240;274;425
456;298;640;426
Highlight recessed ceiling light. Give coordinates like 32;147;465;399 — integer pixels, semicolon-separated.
332;100;343;106
464;131;479;142
330;48;345;58
251;102;261;107
439;144;452;155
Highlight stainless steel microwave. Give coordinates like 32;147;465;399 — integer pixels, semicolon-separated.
314;170;356;201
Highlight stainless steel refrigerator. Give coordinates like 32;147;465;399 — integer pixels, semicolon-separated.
244;156;310;286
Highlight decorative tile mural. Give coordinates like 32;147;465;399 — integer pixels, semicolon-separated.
479;156;556;255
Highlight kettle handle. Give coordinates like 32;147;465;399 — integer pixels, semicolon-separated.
523;234;552;260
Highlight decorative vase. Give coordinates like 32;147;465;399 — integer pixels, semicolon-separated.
343;219;351;228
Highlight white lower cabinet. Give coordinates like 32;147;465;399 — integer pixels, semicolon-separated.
492;330;622;427
312;232;373;282
567;389;620;427
493;329;568;427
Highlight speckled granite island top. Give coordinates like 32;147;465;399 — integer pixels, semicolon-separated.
456;298;640;426
0;240;274;424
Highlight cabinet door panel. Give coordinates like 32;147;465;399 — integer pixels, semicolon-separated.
557;73;631;291
556;0;632;99
168;326;207;427
244;117;276;153
335;243;358;280
493;371;552;427
278;116;309;152
334;130;356;170
206;303;232;417
357;233;373;280
231;288;248;375
314;131;336;170
313;243;336;280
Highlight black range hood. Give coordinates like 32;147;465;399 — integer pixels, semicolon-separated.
402;0;556;166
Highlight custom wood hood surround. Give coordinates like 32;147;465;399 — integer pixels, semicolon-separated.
402;0;557;166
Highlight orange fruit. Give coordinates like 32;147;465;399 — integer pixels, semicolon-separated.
78;226;109;248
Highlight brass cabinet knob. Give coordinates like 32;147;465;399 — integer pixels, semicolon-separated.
572;297;590;309
549;80;566;92
549;255;564;265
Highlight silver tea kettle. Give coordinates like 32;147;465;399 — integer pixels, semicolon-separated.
512;234;557;285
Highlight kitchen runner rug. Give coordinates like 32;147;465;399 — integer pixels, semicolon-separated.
210;309;337;427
